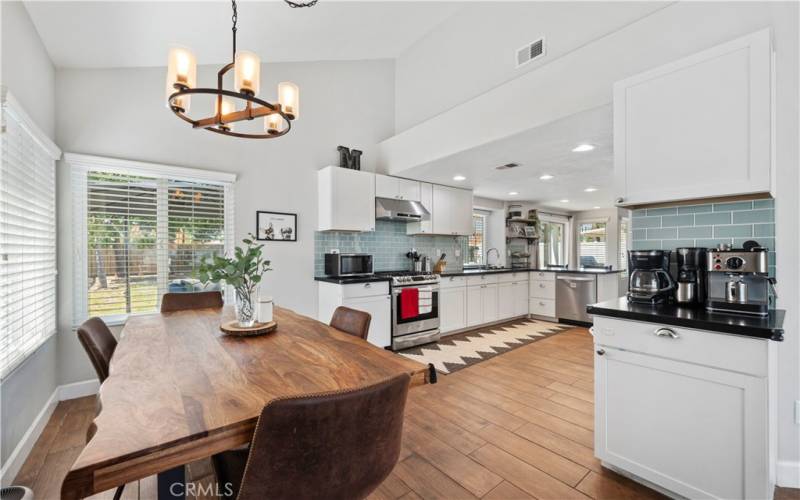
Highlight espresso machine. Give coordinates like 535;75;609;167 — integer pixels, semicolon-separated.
675;247;707;306
706;244;774;316
627;250;675;304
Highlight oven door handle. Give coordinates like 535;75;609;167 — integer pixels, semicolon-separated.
392;287;440;295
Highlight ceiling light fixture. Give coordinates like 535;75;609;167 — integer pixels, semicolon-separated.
559;199;570;203
453;175;466;181
584;187;597;192
166;1;301;139
572;144;595;152
539;174;554;180
593;206;601;209
508;191;519;196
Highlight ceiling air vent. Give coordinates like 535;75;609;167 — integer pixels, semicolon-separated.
516;37;545;68
495;162;521;170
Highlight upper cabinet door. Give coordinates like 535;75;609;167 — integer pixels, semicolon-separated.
449;187;474;235
375;174;421;201
318;166;375;232
614;29;773;207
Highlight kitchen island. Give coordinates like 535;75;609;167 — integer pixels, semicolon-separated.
589;300;784;499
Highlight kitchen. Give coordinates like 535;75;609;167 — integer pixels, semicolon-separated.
3;2;798;500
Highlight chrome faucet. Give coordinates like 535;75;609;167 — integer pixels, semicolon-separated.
486;248;500;268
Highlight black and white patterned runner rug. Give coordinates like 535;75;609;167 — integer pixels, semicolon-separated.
398;318;570;374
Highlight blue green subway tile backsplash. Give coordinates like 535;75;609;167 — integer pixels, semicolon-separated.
314;220;467;275
630;199;777;276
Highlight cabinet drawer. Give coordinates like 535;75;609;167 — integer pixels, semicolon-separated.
341;281;389;299
529;271;555;281
440;276;467;289
530;279;555;299
497;272;528;284
592;317;769;376
529;298;555;317
466;274;499;286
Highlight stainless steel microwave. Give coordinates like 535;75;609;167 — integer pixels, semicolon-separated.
324;253;373;277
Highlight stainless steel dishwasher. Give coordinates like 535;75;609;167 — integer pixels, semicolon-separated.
556;273;597;323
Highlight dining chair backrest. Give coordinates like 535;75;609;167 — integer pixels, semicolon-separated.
233;373;410;500
76;317;118;383
329;306;371;340
160;291;224;313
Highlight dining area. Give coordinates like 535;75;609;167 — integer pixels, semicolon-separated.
61;291;431;500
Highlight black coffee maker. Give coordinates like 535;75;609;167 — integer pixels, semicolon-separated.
675;247;707;306
627;250;675;304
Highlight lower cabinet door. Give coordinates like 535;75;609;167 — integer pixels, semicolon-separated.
440;287;467;333
466;286;483;326
497;282;515;320
513;281;528;317
595;347;768;499
481;284;499;323
342;295;391;348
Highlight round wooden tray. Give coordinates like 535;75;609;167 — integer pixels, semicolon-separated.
220;320;277;337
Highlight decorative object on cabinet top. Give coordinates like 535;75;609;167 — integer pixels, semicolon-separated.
165;0;299;139
588;297;784;341
337;146;362;170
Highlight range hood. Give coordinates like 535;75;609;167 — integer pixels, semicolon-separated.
375;197;430;222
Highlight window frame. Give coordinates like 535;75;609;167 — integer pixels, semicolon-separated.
537;213;571;268
464;211;487;267
66;153;236;326
1;91;62;379
576;218;609;268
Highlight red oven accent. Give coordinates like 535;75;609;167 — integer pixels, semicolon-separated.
400;288;419;319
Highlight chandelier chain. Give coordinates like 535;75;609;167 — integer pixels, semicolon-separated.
284;0;318;8
231;0;238;59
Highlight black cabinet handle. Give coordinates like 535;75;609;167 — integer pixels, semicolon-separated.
596;349;605;356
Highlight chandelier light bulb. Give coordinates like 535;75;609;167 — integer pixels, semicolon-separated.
278;82;300;119
165;46;196;111
234;51;261;95
265;113;281;135
215;98;236;131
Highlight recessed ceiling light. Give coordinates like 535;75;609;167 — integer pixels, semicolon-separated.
453;175;466;181
559;199;570;203
539;174;554;180
584;187;597;192
508;191;519;196
593;206;601;209
572;144;595;152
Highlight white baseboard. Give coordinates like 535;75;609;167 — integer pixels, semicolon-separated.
59;378;100;401
777;460;800;488
0;379;99;487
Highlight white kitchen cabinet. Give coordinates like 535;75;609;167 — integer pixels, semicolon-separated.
466;286;483;327
407;182;434;235
375;174;421;202
317;166;375;232
431;184;473;236
440;286;467;333
317;281;390;348
498;282;515;320
481;284;499;324
593;316;775;499
614;29;773;206
513;281;528;317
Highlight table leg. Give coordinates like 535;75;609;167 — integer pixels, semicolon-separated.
158;465;186;500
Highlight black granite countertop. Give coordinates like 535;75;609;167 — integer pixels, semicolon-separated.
587;297;785;341
441;267;624;277
314;275;392;284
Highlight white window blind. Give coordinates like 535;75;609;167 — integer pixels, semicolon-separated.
69;154;235;325
619;217;630;274
1;91;61;379
465;213;486;266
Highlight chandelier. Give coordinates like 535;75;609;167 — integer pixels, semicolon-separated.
165;1;300;139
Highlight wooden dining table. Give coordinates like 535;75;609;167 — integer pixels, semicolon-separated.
61;305;431;500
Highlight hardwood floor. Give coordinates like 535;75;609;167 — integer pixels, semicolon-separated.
15;326;800;500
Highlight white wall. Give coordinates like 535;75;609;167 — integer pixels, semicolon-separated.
394;1;669;132
0;1;59;468
54;60;395;385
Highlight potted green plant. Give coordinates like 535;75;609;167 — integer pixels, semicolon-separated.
198;234;271;327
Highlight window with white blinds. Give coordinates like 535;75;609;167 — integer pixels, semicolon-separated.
69;154;235;324
465;213;486;266
0;92;61;379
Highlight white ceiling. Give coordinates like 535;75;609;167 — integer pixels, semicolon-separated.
24;1;464;68
399;105;614;212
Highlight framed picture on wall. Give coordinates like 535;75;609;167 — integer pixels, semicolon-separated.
256;211;297;241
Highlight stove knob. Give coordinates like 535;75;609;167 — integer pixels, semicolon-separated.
714;264;722;270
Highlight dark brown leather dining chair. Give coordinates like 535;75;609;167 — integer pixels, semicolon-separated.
330;306;371;340
76;317;125;500
160;290;224;312
212;373;411;500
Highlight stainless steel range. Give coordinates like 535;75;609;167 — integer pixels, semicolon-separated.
376;271;441;350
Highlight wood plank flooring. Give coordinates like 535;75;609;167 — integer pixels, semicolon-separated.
14;326;800;500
